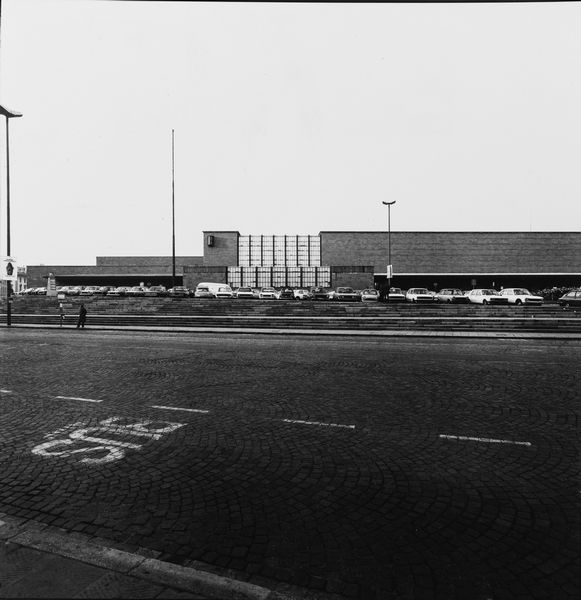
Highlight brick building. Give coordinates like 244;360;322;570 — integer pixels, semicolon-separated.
25;231;581;292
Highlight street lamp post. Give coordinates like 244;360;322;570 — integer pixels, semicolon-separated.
0;105;23;327
171;129;176;290
382;200;396;303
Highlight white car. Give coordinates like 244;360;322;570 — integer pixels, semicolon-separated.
293;289;312;300
498;288;543;306
405;288;435;302
360;289;379;302
386;287;406;302
466;288;509;305
235;287;255;299
259;287;278;299
80;286;100;296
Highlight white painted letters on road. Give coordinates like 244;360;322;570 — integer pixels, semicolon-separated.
31;417;185;465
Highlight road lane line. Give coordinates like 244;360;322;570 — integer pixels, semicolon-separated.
282;419;355;430
439;434;531;446
54;396;103;403
0;389;13;394
151;405;210;414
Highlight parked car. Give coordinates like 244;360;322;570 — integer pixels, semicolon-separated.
498;288;543;306
360;289;379;302
386;287;406;302
81;286;100;296
33;287;47;295
167;286;190;297
144;285;167;297
127;286;146;297
277;288;295;300
107;286;129;296
466;289;509;305
330;287;360;302
259;287;278;300
558;289;581;308
94;286;111;295
194;282;233;298
234;287;255;299
435;288;469;303
405;288;435;302
68;286;84;296
293;289;312;300
310;287;331;301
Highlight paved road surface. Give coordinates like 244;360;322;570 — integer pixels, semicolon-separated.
0;329;579;599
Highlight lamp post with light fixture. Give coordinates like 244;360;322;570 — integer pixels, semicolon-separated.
382;200;396;303
0;104;23;327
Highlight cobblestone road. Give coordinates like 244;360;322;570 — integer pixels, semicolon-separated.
0;329;579;599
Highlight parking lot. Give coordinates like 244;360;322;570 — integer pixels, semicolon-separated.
1;329;579;599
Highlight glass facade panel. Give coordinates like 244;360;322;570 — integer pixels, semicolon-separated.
257;267;271;288
228;267;242;288
226;265;330;289
242;267;257;288
287;267;301;287
272;267;287;287
237;234;321;267
238;236;250;267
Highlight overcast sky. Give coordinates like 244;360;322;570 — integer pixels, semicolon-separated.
0;0;580;266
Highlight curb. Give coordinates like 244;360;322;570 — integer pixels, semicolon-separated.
2;322;581;339
0;516;292;600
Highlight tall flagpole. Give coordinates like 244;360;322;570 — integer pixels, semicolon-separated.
171;129;175;289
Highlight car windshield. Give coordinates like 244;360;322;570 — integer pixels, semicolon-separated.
238;288;252;292
389;288;402;294
263;288;275;292
513;289;530;295
337;288;353;293
483;289;497;295
197;287;209;291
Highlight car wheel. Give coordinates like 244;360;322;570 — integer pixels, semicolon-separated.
515;299;522;306
482;300;488;305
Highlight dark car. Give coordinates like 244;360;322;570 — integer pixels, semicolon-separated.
277;288;294;300
558;289;581;308
168;286;190;297
331;287;360;302
310;287;330;301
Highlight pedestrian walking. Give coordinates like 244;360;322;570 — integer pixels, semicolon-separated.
76;304;87;329
58;303;66;327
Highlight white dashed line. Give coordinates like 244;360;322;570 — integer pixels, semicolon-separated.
54;396;103;403
0;389;13;394
439;434;531;447
151;405;210;414
282;419;355;430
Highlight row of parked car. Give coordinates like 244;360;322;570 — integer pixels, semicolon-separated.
16;283;575;305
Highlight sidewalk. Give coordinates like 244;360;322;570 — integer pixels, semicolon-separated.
3;321;581;340
0;515;294;600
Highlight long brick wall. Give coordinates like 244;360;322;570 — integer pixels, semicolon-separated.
320;232;581;274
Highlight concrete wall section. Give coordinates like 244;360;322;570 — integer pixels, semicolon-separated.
320;232;581;274
96;256;202;267
183;266;228;289
26;265;182;287
202;231;239;267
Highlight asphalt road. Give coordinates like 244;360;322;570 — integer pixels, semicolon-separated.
0;329;579;599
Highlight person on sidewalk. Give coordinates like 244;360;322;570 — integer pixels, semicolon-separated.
76;304;87;329
58;303;66;327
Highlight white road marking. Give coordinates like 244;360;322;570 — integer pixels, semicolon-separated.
282;419;355;430
151;405;210;414
54;396;103;403
439;434;531;446
32;417;186;464
0;389;13;394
